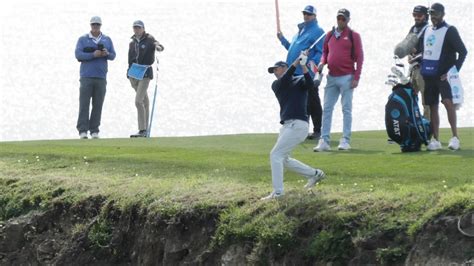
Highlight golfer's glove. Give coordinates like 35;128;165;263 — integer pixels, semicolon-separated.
299;52;308;66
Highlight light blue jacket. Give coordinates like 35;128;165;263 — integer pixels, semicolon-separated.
75;33;116;79
279;20;325;77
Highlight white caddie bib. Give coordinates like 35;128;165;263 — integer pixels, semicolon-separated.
421;24;449;76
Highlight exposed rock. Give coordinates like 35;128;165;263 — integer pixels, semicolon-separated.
0;198;472;265
405;214;474;265
0;220;25;252
221;244;249;266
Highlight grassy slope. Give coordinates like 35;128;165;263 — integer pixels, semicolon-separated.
0;128;473;260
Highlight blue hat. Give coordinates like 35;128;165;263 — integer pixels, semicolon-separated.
302;5;316;15
133;20;145;28
268;61;288;73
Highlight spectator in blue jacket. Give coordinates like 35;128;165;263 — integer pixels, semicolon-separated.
277;5;325;140
74;16;116;139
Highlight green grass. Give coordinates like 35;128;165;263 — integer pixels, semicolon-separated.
0;128;473;261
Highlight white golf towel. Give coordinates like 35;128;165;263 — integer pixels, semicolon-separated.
447;66;464;109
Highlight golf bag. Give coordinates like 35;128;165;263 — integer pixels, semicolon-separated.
385;83;431;152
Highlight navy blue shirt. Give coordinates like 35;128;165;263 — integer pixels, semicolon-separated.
271;65;314;124
418;21;467;76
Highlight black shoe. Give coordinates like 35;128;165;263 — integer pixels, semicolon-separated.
307;132;321;140
130;130;147;138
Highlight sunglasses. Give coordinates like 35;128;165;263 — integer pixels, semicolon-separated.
91;23;101;26
303;12;314;16
337;16;347;22
428;10;442;16
413;13;425;18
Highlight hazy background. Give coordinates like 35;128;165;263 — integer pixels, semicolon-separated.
0;0;472;141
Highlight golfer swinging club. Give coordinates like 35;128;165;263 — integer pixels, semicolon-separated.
262;52;326;200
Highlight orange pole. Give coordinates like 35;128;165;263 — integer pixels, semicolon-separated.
275;0;281;33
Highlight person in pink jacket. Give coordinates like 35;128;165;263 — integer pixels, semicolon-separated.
313;8;364;152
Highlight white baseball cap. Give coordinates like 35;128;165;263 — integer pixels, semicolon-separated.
90;16;102;25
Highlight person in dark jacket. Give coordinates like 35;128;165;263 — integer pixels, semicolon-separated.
127;20;164;138
261;54;326;200
278;5;325;140
418;3;467;151
75;16;116;139
407;5;430;120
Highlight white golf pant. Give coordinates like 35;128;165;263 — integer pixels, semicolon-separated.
270;119;317;194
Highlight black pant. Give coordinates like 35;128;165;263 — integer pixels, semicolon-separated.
307;84;322;134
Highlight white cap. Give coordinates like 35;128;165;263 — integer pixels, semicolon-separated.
90;16;102;24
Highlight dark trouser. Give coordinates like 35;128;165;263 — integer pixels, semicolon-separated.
423;76;456;140
423;77;452;105
76;77;107;134
307;84;322;134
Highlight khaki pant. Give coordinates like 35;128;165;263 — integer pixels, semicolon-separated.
411;66;430;120
129;78;151;131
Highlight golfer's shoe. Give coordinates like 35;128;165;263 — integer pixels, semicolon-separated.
91;132;100;139
427;139;442;151
448;136;460;150
304;169;326;189
313;139;330;152
260;191;284;201
79;132;88;139
130;130;147;138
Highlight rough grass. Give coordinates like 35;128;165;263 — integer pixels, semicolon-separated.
0;128;473;260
